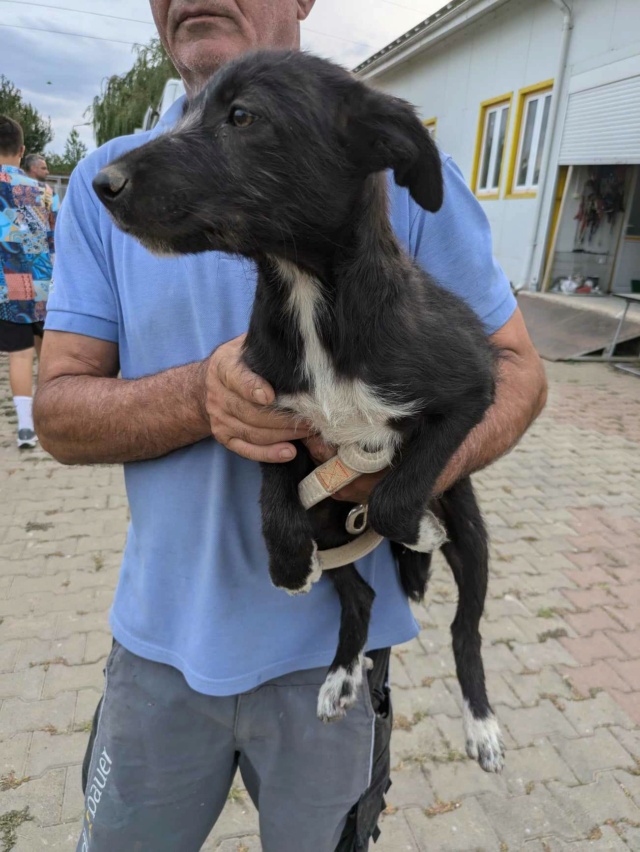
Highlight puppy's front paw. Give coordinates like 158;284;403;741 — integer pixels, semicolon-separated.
317;655;367;722
463;704;505;773
271;542;322;596
403;511;447;553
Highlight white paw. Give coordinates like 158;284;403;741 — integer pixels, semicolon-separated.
317;655;366;722
404;511;448;553
284;542;323;596
463;702;505;773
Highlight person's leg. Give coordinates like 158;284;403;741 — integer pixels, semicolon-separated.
0;319;38;445
237;650;392;852
8;347;35;398
77;641;239;852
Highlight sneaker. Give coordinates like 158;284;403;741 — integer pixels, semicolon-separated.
17;428;38;449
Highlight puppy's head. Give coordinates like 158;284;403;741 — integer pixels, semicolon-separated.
93;50;443;258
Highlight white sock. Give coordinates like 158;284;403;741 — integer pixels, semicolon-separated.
13;396;34;432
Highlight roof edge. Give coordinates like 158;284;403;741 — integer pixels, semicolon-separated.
354;0;511;78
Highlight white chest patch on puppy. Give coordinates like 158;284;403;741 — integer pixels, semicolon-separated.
274;259;417;451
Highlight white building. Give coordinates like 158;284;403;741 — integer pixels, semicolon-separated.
355;0;640;297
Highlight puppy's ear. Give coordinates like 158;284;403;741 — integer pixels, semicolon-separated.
344;85;443;212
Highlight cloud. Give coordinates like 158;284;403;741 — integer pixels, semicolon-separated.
1;0;444;155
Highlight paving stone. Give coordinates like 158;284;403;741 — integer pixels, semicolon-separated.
0;666;45;701
479;787;584;846
405;795;502;850
74;689;102;730
498;700;579;747
0;767;65;827
608;689;640;725
559;631;627;665
0;692;77;737
41;660;105;699
609;725;640;760
61;762;84;823
502;739;579;793
560;692;637;735
501;668;575;707
393;680;460;720
25;730;88;777
12;819;80;851
513;639;578;670
548;773;640;827
550;728;637;783
205;799;260;844
385;762;435;809
13;634;86;671
0;732;31;777
428;758;508;801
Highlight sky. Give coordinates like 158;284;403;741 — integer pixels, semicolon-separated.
0;0;447;155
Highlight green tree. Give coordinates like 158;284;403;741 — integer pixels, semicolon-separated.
46;128;88;175
0;75;53;154
89;38;177;146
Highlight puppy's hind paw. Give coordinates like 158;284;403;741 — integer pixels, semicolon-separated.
272;542;323;596
403;511;447;554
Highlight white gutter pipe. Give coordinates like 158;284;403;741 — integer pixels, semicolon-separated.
521;0;573;290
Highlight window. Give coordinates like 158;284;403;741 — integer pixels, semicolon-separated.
508;81;554;197
472;95;512;198
423;117;437;139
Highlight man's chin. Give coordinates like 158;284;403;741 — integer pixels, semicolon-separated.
172;22;249;78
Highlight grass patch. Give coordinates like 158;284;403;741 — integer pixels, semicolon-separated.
25;521;53;532
227;786;245;804
537;607;556;619
538;628;568;643
0;806;32;851
0;774;29;793
425;799;461;818
92;553;105;572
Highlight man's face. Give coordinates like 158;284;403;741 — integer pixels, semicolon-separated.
29;158;49;180
150;0;315;93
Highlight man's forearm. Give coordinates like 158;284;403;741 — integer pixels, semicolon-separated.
34;361;210;465
433;349;547;494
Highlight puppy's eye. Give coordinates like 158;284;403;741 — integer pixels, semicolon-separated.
229;107;258;128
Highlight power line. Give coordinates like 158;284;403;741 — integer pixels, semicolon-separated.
0;0;155;25
0;22;140;46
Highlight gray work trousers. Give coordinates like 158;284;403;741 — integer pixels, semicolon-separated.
77;641;392;852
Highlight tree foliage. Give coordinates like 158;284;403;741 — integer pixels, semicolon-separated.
0;75;53;154
89;39;177;146
46;129;88;175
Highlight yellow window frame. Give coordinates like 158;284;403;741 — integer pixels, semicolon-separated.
423;117;437;139
506;79;555;199
471;93;513;200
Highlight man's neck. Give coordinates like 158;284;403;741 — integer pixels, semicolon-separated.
0;154;23;168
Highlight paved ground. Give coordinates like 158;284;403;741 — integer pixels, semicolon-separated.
0;357;639;851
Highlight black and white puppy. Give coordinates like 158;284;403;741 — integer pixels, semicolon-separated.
93;50;504;772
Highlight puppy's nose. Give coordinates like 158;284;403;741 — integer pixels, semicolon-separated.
93;166;129;204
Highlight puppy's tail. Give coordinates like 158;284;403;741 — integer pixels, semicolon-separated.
391;541;432;602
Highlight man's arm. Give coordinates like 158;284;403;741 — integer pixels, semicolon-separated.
305;307;547;502
34;331;307;465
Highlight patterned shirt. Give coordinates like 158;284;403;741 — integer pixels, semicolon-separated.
0;165;53;324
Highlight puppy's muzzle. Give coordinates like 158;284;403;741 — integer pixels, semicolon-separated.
93;166;130;206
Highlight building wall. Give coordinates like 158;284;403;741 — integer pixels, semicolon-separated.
367;0;640;288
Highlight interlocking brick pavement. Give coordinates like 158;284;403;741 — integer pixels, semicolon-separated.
0;356;639;851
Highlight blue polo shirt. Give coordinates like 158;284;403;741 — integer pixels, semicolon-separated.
47;97;516;696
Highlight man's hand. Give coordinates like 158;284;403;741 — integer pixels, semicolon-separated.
203;335;313;463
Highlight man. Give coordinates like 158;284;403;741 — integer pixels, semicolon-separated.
34;2;547;850
22;153;59;256
0;116;53;448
